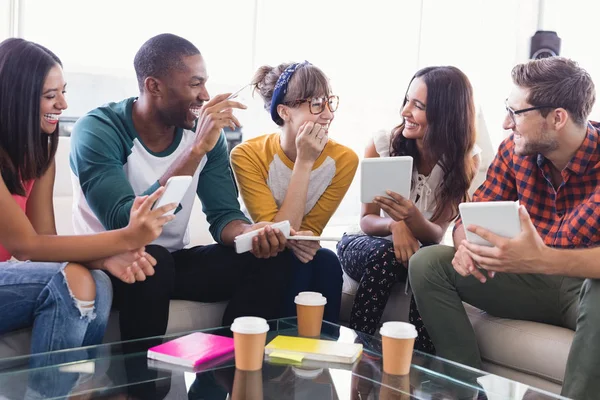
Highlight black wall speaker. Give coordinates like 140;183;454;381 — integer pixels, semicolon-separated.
530;30;561;59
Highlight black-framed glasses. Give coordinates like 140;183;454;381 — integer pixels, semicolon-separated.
505;99;555;125
286;95;339;115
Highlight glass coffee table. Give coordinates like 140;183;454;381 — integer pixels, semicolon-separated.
0;318;566;399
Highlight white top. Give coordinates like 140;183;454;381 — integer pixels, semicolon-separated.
358;129;482;240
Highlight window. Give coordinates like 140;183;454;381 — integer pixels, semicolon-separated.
15;0;542;225
21;0;255;83
252;0;423;149
542;0;600;121
20;0;256;117
251;0;424;223
0;1;12;42
419;0;535;151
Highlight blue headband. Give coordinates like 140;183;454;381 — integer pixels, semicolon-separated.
270;61;310;124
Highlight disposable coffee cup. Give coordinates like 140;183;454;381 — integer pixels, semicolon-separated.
379;372;411;400
231;317;270;371
232;368;263;400
379;321;417;375
294;292;327;337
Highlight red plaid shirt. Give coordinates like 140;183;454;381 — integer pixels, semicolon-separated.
455;122;600;249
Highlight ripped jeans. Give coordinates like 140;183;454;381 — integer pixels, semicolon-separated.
0;261;112;356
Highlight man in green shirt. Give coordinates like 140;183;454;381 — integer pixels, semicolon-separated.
70;33;293;344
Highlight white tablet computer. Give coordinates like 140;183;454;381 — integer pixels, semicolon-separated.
360;156;413;203
458;201;522;247
234;220;291;254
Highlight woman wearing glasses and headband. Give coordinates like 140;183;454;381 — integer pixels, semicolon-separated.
336;66;481;349
231;61;358;323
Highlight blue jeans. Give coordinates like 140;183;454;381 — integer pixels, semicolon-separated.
283;248;343;324
0;261;112;355
0;261;112;398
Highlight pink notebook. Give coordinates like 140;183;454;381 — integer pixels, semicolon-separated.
147;332;234;368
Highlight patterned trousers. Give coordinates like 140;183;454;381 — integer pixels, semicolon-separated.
337;234;435;354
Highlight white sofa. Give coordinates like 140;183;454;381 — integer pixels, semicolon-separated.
0;137;573;395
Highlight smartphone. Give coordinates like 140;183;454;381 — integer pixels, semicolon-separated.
152;176;194;216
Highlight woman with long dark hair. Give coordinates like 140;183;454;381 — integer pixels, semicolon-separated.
0;38;175;359
337;66;480;347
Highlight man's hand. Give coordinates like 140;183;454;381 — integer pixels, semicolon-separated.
452;244;490;283
374;191;418;222
193;93;247;155
390;221;419;266
240;222;287;259
287;230;320;263
99;248;157;284
461;205;548;275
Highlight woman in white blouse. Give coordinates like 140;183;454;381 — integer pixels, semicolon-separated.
337;66;481;351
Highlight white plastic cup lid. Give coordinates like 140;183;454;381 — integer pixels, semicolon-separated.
230;316;270;334
292;366;324;379
379;321;417;339
294;291;327;306
298;291;322;297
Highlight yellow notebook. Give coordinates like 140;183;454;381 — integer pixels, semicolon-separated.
264;335;363;364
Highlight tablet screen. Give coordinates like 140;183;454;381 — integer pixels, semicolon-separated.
458;201;521;246
360;156;413;203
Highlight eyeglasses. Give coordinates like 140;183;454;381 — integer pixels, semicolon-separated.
286;95;339;115
505;99;555;125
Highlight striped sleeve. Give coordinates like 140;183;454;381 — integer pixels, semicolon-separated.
70;112;160;230
301;146;359;235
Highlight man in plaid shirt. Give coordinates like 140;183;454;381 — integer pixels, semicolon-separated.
409;57;599;399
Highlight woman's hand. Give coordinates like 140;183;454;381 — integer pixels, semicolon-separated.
390;221;420;265
99;248;157;284
374;191;418;222
295;121;328;164
124;187;177;249
287;229;320;263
